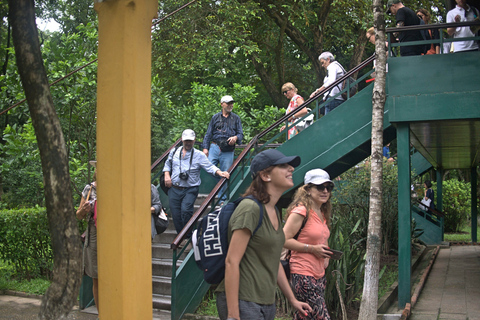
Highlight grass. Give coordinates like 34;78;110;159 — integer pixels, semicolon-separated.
0;260;50;295
378;264;398;299
195;289;218;317
444;224;478;242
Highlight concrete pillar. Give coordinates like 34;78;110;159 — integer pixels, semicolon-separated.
94;0;158;319
397;123;411;308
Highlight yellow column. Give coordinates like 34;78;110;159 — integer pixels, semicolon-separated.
94;1;157;319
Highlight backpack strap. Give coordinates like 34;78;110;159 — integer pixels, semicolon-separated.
292;203;309;240
243;195;264;236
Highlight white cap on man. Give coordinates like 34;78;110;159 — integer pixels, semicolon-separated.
182;129;196;141
220;95;235;104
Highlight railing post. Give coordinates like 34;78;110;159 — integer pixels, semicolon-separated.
397;122;411;309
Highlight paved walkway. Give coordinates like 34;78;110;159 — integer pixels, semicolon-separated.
0;293;170;319
410;245;480;320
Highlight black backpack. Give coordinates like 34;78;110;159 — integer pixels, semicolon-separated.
192;196;264;284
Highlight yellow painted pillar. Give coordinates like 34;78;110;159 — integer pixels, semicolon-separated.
94;0;158;319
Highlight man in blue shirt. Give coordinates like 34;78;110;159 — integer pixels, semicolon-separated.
164;129;230;237
202;95;243;204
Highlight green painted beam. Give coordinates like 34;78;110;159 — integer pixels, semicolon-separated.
386;51;480;123
412;151;433;176
397;123;411;309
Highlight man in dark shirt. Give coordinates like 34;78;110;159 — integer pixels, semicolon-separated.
202;95;243;204
387;0;425;56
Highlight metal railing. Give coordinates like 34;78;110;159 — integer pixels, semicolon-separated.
386;20;480;56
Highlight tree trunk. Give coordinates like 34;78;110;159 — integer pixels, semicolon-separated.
8;1;82;319
251;52;285;108
358;0;387;318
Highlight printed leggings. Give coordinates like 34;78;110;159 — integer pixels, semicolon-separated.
291;273;331;320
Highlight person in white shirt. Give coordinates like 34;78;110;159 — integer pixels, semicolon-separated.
309;52;345;115
447;0;479;52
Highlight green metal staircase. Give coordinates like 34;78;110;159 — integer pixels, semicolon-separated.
163;56;436;319
161;47;480;317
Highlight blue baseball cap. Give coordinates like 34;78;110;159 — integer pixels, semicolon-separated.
250;149;301;178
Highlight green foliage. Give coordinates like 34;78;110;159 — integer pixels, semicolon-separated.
195;288;219;317
437;179;472;233
377;264;398;299
333;159;400;255
0;122;44;208
325;217;366;318
1;21;98;208
0;208;53;279
0;259;50;294
444;224;478;242
165;82;282;145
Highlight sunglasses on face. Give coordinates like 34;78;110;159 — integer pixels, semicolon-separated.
313;183;334;192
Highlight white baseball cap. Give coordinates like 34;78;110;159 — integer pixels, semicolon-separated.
182;129;196;141
304;169;333;186
220;95;235;103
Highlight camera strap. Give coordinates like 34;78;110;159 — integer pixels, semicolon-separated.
179;147;194;173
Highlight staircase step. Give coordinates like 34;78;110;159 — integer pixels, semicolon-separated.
153;293;171;310
153;230;177;248
153;309;171;320
152;258;182;277
151;194;209;314
153;275;171;295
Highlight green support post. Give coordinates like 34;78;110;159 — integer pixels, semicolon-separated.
397;123;411;309
436;169;444;241
471;167;478;243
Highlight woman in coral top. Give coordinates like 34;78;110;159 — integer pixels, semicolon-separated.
283;168;334;319
280;82;308;140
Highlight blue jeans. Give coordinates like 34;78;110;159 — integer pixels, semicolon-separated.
208;143;234;202
324;98;344;114
168;186;199;236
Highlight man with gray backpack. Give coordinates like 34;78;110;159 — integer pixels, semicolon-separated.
310;52;349;114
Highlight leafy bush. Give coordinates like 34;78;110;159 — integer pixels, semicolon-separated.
325;217;365;319
437;179;471;233
332;159;400;255
0;207;53;279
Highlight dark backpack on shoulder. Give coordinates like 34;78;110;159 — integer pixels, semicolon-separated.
192;195;264;284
